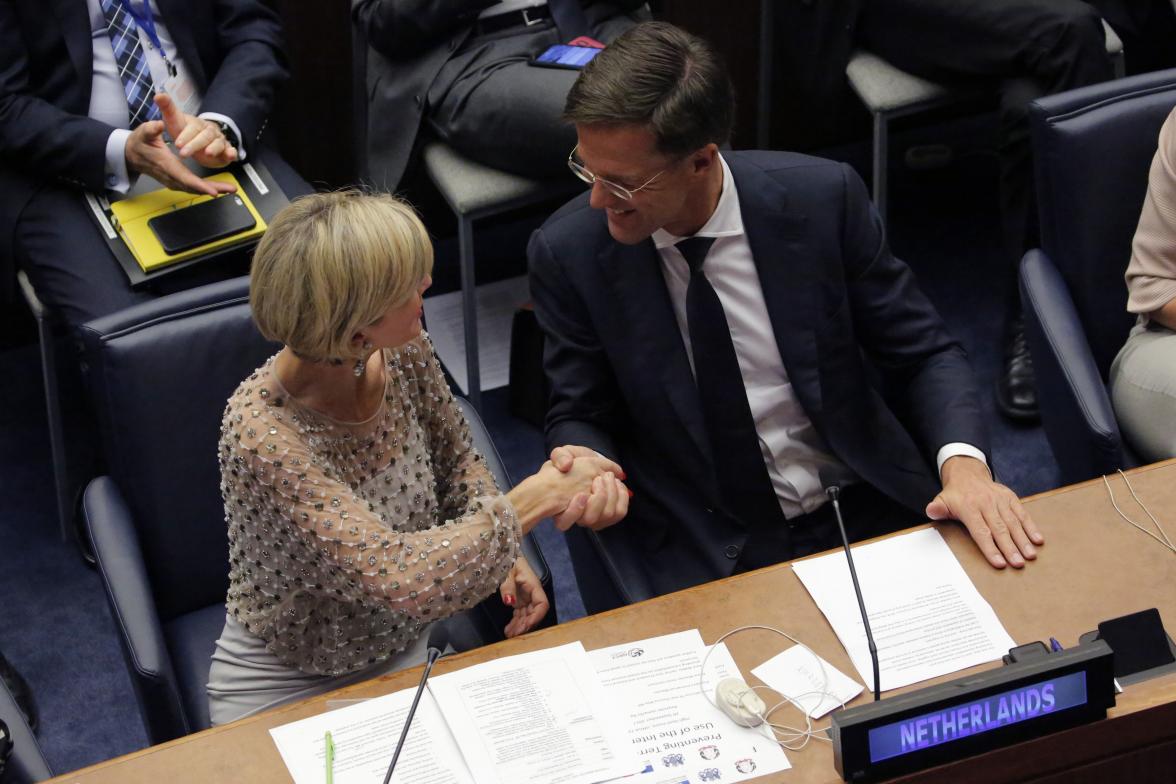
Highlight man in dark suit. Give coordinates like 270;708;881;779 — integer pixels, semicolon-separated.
353;0;647;191
771;0;1174;424
530;22;1044;612
0;0;310;328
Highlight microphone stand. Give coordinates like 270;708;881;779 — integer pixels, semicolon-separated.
827;486;881;702
382;641;446;784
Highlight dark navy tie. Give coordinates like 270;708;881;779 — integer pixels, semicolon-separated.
678;236;786;529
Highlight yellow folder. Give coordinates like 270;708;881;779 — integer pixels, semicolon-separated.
109;172;267;271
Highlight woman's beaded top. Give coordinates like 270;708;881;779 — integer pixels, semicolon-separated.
218;334;520;676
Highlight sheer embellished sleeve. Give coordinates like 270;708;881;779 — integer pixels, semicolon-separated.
222;391;521;623
405;334;507;522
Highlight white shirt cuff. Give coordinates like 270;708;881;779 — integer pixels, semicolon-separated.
936;442;990;479
105;128;134;193
199;112;247;160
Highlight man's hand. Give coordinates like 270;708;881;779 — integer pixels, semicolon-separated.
927;456;1043;568
156;93;238;169
124;118;236;196
549;445;630;532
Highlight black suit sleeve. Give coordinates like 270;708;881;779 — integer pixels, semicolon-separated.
200;0;288;148
836;163;991;462
0;0;115;191
352;0;497;60
527;226;623;461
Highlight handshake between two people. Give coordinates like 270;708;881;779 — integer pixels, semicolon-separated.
497;444;629;639
540;445;632;533
512;449;1045;574
124;93;239;196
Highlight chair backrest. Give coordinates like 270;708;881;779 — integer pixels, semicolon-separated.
79;277;279;622
0;672;52;784
1030;68;1176;377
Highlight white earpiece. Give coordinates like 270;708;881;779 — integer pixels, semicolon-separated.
715;678;767;727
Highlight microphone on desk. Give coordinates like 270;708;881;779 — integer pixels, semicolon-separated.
825;485;882;702
382;622;450;784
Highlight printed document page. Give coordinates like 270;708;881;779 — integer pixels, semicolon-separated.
269;685;473;784
589;630;790;783
792;528;1016;691
428;641;637;784
422;275;530;393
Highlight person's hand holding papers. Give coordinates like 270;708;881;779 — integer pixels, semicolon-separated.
927;455;1044;569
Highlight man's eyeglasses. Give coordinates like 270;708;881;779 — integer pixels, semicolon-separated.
567;146;667;201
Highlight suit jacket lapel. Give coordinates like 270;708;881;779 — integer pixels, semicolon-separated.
51;0;93;95
603;240;712;467
730;154;824;417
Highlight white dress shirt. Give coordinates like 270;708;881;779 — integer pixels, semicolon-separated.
651;154;987;518
85;0;245;193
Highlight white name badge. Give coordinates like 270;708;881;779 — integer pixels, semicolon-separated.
162;68;200;117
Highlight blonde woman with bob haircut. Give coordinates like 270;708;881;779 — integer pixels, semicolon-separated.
207;191;625;724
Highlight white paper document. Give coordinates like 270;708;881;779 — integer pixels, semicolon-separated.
269;685;473;784
588;630;790;784
422;275;530;393
428;641;638;784
792;528;1016;691
751;645;863;719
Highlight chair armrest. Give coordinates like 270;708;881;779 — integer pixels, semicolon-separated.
84;477;187;739
458;397;556;633
460;397;551;590
1020;250;1125;482
0;675;53;783
586;528;656;607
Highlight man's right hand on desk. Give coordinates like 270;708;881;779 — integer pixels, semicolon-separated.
549;444;630;532
124;96;237;197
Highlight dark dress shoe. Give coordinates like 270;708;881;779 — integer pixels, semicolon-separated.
996;323;1040;422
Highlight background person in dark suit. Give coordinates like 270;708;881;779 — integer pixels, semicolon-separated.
0;0;310;328
353;0;648;191
530;22;1043;612
769;0;1175;423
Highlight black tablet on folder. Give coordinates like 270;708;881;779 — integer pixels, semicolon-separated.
148;195;257;255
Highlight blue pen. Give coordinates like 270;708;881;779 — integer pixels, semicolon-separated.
1049;637;1063;652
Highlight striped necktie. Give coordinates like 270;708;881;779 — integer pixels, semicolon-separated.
98;0;162;128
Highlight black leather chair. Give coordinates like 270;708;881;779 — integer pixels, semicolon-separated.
79;276;552;744
0;677;52;783
1019;68;1176;484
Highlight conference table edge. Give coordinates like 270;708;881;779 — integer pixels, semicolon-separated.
43;458;1176;783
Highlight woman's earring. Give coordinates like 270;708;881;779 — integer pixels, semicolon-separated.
354;340;373;377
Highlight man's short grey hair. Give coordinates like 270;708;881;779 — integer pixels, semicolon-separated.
563;21;734;156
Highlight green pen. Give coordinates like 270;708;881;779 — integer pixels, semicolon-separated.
325;730;335;784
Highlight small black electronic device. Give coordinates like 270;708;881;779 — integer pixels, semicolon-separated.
1080;607;1176;685
830;640;1116;782
148;195;256;255
530;43;602;70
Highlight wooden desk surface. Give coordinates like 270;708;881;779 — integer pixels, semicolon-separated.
47;461;1176;783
